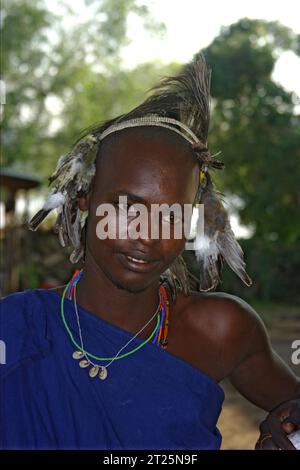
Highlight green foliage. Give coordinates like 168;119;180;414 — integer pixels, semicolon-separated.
201;19;300;302
1;0;167;176
220;238;300;305
203;18;300;245
1;0;53;172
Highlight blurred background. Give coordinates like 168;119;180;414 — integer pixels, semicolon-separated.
1;0;299;449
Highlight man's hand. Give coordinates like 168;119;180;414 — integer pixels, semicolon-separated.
255;399;300;450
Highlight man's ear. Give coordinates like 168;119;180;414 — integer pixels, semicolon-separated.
78;192;92;211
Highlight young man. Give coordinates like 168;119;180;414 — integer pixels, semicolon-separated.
1;56;299;450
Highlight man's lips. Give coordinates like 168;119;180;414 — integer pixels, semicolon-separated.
117;252;160;273
122;251;157;263
126;255;149;264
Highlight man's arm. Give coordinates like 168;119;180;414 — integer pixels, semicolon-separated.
227;297;300;449
228;304;299;410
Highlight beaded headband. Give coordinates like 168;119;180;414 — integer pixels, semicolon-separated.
99;116;199;143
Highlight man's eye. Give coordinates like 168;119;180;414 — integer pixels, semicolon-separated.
117;203;139;216
128;204;139;216
117;203;128;213
162;213;181;225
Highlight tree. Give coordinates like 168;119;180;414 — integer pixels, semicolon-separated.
202;19;300;301
1;0;167;175
203;19;300;243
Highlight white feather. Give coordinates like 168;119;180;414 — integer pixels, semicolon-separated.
69;159;83;176
44;191;66;210
195;233;219;261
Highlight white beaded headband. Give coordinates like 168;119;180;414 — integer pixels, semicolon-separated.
99;116;200;145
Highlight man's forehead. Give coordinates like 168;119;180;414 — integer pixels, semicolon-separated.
98;126;194;163
91;160;198;206
95;154;196;191
106;187;190;205
93;128;199;201
93;174;193;203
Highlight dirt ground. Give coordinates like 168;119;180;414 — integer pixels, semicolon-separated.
218;319;300;450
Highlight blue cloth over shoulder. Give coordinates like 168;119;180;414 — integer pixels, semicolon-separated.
0;289;224;450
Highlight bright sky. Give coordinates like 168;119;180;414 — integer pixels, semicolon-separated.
122;0;300;96
51;0;300;96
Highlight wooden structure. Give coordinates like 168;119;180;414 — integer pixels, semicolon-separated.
0;168;41;295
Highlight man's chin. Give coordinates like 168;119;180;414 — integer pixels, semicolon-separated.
111;277;156;294
106;269;160;294
117;284;148;294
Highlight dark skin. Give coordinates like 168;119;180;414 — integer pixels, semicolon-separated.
56;127;300;449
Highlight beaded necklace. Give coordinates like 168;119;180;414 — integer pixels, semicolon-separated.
61;270;170;380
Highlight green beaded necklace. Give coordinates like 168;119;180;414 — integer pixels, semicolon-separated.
60;278;163;380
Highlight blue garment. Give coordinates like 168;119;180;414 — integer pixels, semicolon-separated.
0;289;224;450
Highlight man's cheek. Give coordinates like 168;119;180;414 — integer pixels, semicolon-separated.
161;241;185;264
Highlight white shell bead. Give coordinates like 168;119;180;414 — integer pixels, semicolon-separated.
79;359;90;368
99;367;108;380
89;366;99;378
72;350;84;360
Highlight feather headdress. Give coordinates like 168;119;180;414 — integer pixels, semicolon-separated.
28;54;252;294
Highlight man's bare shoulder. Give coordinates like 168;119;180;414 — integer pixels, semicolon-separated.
177;289;264;333
173;289;269;379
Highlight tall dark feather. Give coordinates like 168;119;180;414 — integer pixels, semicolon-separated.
118;54;211;145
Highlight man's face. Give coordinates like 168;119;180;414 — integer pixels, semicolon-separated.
84;127;199;293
